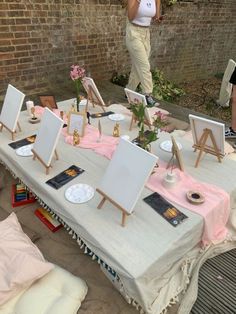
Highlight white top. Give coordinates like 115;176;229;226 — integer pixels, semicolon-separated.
132;0;156;26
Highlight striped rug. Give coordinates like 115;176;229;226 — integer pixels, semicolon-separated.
191;249;236;314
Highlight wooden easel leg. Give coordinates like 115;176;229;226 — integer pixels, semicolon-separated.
46;167;50;175
54;149;59;160
166;155;174;169
0;124;3;132
209;131;222;163
11;132;15;141
194;131;208;168
17;122;21;132
121;212;126;227
129;114;136;131
85;99;89;113
88;85;106;112
97;197;106;209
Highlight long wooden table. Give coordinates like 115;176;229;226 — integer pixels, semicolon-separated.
1;100;236;314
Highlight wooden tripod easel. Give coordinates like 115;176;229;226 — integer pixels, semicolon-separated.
0;121;21;141
86;85;106;113
129;114;151;131
31;148;59;175
193;128;223;168
166;136;184;171
96;188;130;227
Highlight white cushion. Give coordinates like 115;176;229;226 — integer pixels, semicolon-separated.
0;265;88;314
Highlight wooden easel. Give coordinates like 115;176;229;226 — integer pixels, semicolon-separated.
31;148;59;175
193;128;223;168
0;121;21;141
166;136;184;171
86;85;106;113
96;188;130;227
129;113;151;131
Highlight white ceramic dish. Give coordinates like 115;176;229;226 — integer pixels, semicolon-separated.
108;113;125;121
15;144;33;157
65;184;95;204
160;140;182;153
120;135;130;141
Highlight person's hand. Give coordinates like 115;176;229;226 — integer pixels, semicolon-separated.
153;15;165;23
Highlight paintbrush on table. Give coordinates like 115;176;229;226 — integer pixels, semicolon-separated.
97;119;102;142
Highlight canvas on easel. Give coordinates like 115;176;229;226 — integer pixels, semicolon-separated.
166;136;184;171
124;88;169;131
82;77;106;112
96;138;158;226
0;84;25;140
67;111;86;136
189;114;225;167
124;88;151;130
31;108;64;174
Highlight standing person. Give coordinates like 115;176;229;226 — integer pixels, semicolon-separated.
125;0;162;107
225;67;236;139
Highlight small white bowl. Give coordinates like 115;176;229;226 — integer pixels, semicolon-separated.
120;135;130;141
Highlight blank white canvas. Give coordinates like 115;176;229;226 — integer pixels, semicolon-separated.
189;114;225;155
33;108;63;167
217;59;235;107
124;88;152;125
82;77;106;107
0;84;25;132
98;138;158;214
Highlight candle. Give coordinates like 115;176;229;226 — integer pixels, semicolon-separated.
26;101;34;116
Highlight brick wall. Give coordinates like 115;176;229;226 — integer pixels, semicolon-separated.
153;0;236;82
0;0;235;100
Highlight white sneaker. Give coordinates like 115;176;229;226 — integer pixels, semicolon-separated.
145;95;159;107
225;127;236;139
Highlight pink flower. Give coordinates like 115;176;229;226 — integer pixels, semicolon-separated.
154;111;167;120
70;64;85;81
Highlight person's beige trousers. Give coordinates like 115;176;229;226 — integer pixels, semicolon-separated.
126;21;153;94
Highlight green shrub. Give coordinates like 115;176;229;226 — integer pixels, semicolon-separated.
111;69;184;102
152;69;185;101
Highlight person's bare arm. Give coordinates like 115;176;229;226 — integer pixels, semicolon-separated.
127;0;140;21
154;0;161;21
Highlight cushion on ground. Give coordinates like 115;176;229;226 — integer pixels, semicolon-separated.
0;265;88;314
0;208;40;242
0;213;54;305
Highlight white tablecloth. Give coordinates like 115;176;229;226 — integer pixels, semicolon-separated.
1;100;236;314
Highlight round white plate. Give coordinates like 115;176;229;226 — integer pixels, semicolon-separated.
159;140;182;153
108;113;125;121
65;184;95;204
16;144;33;157
120;135;130;141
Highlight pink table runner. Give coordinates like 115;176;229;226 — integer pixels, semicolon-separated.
63;124;230;245
146;161;230;246
35;105;230;246
62;125;119;160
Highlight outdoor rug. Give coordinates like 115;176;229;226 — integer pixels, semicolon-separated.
191;248;236;314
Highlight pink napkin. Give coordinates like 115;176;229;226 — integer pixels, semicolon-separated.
34;105;45;116
146;161;230;246
63;125;119;159
34;106;67;123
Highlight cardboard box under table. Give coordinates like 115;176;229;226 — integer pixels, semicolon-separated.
1;100;236;314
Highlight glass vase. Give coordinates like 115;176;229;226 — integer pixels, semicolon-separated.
76;95;80;112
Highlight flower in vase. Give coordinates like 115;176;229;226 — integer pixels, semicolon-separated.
129;101;169;151
70;64;86;111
